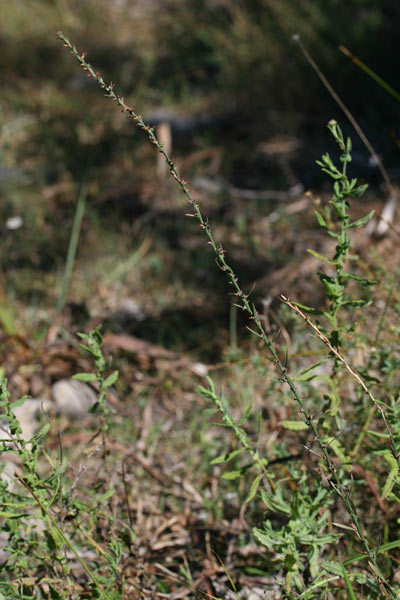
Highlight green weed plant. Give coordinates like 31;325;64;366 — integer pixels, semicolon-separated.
0;333;125;599
55;32;400;599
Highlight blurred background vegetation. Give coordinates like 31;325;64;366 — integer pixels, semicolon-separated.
1;0;399;356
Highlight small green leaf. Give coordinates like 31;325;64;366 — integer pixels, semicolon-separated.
293;357;330;382
327;229;339;239
307;249;336;265
102;369;119;388
0;511;29;519
340;299;370;307
299;357;329;376
253;528;274;548
314;210;328;229
203;407;219;416
49;526;66;550
352;183;368;197
375;448;399;469
222;470;243;480
211;448;244;465
323;169;342;180
72;372;97;382
327;439;352;471
319;275;341;299
348;210;375;228
367;429;389;439
281;420;309;431
333;180;341;197
341;273;377;285
246;473;264;504
31;422;50;442
260;489;292;514
239;403;253;425
10;397;28;408
381;465;398;499
289;301;323;316
322;560;346;577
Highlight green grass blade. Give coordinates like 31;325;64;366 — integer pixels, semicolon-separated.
57;178;88;311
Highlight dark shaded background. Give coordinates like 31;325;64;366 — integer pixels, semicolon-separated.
0;0;399;354
2;1;399;182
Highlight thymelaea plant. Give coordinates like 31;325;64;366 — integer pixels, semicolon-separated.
57;31;399;598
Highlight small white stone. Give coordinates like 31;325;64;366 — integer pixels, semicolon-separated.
6;215;23;230
191;362;208;376
116;298;145;320
52;379;98;419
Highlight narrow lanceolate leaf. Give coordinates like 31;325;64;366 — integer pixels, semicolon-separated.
340;299;371;307
72;372;97;382
307;249;336;265
245;473;264;504
289;301;323;316
260;489;291;514
281;420;309;431
320;277;341;299
322;560;346;577
327;439;352;472
10;397;28;408
333;180;341;198
367;429;389;439
49;526;66;550
352;183;368;197
314;210;328;229
88;402;100;414
203;407;219;416
298;357;329;377
348;210;375;228
341;273;377;285
102;369;119;388
381;465;398;499
222;470;243;480
0;511;30;519
211;448;244;465
31;422;50;442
